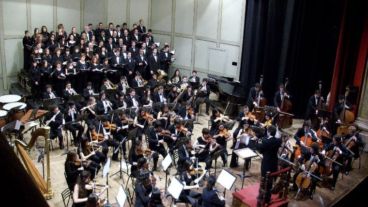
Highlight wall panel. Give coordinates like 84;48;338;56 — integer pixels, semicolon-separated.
31;0;53;30
173;37;192;67
84;0;106;26
175;0;194;35
57;0;81;31
196;0;219;39
219;44;240;77
3;0;27;36
221;0;244;42
194;40;216;71
107;0;127;24
4;39;23;77
151;0;172;32
129;0;149;27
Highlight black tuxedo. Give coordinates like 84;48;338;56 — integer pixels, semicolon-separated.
178;145;193;172
159;51;172;72
305;95;320;119
148;54;160;73
44;111;64;148
137;25;146;34
64;108;84;145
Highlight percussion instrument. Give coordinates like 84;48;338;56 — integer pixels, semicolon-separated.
0;110;8;127
0;94;21;103
3;102;27;122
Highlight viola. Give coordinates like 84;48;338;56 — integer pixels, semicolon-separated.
136;146;152;156
103;121;117;131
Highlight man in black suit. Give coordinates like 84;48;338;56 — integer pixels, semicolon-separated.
153;86;167;104
64;101;84;146
148;48;160;75
256;125;281;204
247;83;263;111
148;121;167;171
137;19;147;34
124;51;136;78
43;84;58;99
131;28;141;42
105;37;115;55
202;175;225;207
195;79;211;115
44;105;64;149
159;45;172;73
122;29;131;46
178;138;195;173
125;89;141;108
135;49;148;76
189;70;200;89
305;89;322;120
273;84;290;110
106;22;115;38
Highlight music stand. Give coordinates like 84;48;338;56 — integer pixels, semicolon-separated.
234;148;258;188
110;137;130;180
211;149;225;176
217;169;236;197
167;177;184;200
116;185;130;207
103;158;112;206
161;153;173;193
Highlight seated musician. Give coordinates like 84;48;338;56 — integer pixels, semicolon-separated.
96;92;114;115
129;140;145;175
141;87;154;108
194;128;212;170
168;118;190;150
293;120;318;159
73;171;108;207
167;86;180;103
135;170;154;207
44;105;64;149
148;121;168;171
170;69;182;85
237;105;257;126
321;136;349;190
134;109;152;142
64;101;84;145
213;124;232;167
65;151;84;191
42;84;58;99
194;79;211;116
114;94;127;109
100;78;115;91
201;175;225;207
88;122;120;161
178;138;195;173
177;160;202;206
291;143;322;199
230;121;256;168
181;85;194;105
153;85;167;104
82;96;98;128
156;104;172;129
332;95;352;133
189;70;200;88
63;81;78;101
147;73;158;89
247;83;263;111
83;82;97;99
125;88;141;109
210;109;231;135
80;137;106;165
343;126;363;174
178;104;195;121
117;76;130;95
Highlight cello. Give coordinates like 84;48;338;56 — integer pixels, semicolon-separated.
295;157;318;200
293;134;313;159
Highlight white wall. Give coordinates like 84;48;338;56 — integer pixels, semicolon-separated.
150;0;246;80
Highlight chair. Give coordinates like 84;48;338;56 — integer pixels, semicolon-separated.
61;188;72;207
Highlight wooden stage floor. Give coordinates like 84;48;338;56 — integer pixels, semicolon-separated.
19;113;368;207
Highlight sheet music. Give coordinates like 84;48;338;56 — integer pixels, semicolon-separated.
217;169;236;190
161;154;172;171
116;186;127;207
167;178;184;200
103;158;111;178
234;148;258;159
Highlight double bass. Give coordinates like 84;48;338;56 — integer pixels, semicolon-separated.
337;86;355;136
278;78;293;128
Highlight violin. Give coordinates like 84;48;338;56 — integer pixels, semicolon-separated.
189;167;204;176
143;112;155;122
216;128;230;139
103;121;117;131
91;129;104;141
159;129;172;137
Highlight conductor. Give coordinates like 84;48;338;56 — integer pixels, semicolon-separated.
256;125;281;204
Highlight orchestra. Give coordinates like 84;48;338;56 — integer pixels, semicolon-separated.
9;20;363;207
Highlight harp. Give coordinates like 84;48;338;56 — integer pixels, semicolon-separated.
14;126;53;199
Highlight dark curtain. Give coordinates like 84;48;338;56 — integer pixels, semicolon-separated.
240;0;344;117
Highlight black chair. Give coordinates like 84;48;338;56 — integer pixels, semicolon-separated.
61;188;72;207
